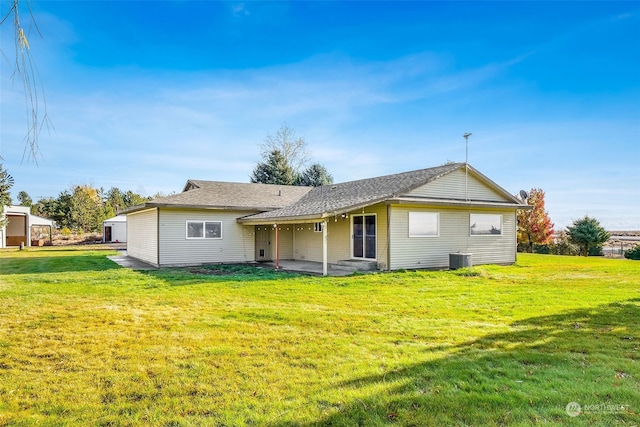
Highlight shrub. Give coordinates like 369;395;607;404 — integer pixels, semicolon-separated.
589;246;604;257
548;231;579;256
533;244;550;254
624;245;640;260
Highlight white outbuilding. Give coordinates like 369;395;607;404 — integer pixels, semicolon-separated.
1;205;55;248
103;215;127;243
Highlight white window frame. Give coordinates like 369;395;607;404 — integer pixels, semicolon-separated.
469;214;502;236
313;222;324;233
186;220;223;239
408;212;439;237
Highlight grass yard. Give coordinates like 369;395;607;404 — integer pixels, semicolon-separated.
0;248;638;426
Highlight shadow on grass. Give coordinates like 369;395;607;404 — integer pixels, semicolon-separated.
272;300;640;426
0;254;121;274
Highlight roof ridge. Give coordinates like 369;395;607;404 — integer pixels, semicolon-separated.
188;179;311;187
315;162;464;189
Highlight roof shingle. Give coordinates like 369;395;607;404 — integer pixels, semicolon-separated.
138;181;312;211
241;163;465;220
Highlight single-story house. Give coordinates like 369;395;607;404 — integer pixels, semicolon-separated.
103;215;127;243
123;163;529;273
1;205;55;248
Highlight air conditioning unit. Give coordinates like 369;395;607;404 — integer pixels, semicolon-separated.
449;253;472;270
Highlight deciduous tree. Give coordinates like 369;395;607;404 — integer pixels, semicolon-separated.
1;0;51;161
69;185;104;232
259;124;310;172
516;188;554;253
566;215;610;257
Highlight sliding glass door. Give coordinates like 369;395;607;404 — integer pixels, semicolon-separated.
352;214;376;259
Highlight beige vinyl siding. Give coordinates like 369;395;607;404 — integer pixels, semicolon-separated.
292;224;323;261
127;208;159;266
405;168;511;202
275;225;294;260
293;220;350;264
158;209;255;266
389;205;516;269
327;218;351;264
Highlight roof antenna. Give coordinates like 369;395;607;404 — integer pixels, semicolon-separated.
463;133;472;165
463;133;472;201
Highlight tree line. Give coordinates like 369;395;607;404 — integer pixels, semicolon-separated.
26;186;153;233
0;163;153;233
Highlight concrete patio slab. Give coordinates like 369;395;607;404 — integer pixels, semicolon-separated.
107;253;157;270
262;260;368;276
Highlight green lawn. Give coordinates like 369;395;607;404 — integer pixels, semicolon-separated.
0;248;638;426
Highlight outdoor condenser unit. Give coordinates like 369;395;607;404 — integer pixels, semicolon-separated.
449;253;473;270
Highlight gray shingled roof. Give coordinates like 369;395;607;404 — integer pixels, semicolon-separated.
240;163;467;221
126;181;312;212
123;163;525;218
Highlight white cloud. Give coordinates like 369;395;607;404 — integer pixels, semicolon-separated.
230;3;249;17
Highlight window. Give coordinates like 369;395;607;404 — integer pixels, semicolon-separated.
205;222;222;239
314;222;324;233
187;221;203;238
409;212;439;237
470;214;502;236
186;221;222;239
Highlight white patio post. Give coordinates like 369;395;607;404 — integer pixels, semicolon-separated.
274;224;279;269
322;219;328;276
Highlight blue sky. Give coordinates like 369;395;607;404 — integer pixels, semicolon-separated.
1;1;638;230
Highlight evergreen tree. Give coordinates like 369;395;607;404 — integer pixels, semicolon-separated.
296;163;334;187
250;150;297;185
32;197;60;222
17;191;33;207
251;125;334;187
566;215;610;257
0;164;15;227
0;164;14;208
